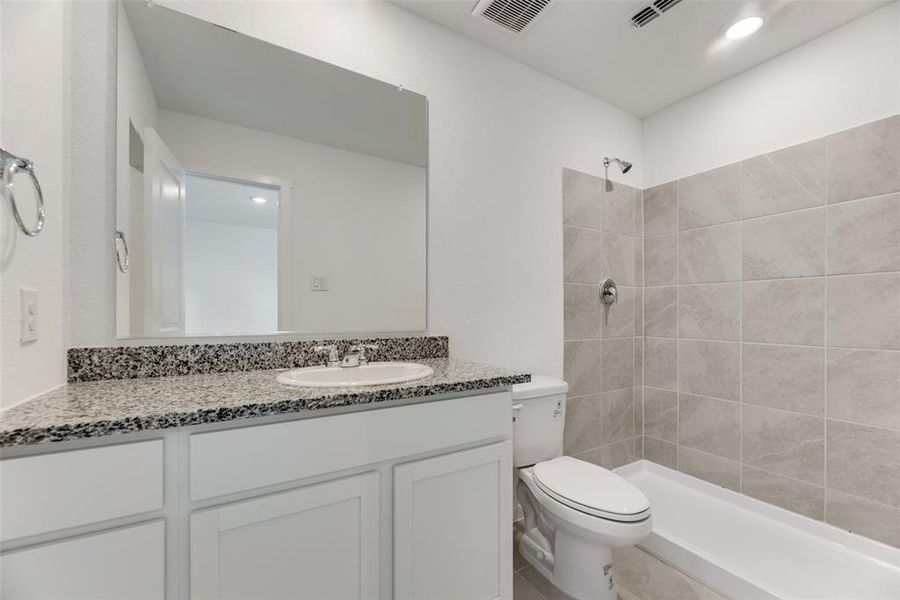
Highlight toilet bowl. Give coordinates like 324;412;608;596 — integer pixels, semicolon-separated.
513;377;652;600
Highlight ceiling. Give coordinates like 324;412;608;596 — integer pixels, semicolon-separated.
392;0;889;116
124;1;428;166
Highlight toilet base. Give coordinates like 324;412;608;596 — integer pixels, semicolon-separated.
519;527;616;600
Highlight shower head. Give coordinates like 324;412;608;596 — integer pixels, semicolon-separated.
603;157;632;174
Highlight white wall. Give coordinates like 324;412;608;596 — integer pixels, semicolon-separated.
643;1;900;186
158;109;427;334
0;1;70;409
184;220;278;335
69;0;643;379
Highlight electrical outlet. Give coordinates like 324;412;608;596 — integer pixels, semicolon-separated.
310;276;328;292
20;288;38;344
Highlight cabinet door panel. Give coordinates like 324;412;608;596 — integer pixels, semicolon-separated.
394;442;512;600
0;520;165;600
191;472;380;600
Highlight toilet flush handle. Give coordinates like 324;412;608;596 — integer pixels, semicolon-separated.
512;403;523;412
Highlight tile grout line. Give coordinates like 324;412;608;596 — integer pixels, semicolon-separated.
739;160;745;493
823;140;830;524
675;178;681;471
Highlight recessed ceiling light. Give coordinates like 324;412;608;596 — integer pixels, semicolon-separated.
726;16;763;40
251;196;267;204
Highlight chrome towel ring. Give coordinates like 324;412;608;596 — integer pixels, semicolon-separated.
2;147;45;237
115;230;130;273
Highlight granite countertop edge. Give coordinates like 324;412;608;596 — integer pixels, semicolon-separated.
0;359;531;448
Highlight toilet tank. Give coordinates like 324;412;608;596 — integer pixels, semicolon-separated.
512;376;569;467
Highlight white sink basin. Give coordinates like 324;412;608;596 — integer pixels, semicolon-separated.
276;362;434;388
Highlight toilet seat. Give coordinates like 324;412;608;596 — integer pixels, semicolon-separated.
532;456;650;522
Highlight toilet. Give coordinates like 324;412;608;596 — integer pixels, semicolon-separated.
513;376;652;600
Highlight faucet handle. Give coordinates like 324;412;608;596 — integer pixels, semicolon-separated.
350;343;380;364
314;344;340;367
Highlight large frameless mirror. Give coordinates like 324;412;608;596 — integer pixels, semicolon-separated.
115;1;427;338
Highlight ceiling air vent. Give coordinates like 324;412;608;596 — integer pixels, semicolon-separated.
631;0;685;28
472;0;553;35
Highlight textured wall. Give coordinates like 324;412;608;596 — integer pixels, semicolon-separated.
0;1;70;409
640;114;900;548
561;168;643;470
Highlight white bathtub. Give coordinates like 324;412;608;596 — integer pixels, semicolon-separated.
616;461;900;599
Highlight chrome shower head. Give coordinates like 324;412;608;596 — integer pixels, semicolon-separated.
603;157;632;174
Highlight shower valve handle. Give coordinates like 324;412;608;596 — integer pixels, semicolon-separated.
599;278;618;305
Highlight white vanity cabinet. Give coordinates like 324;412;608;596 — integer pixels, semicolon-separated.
0;390;513;600
0;521;166;600
394;442;512;600
190;472;381;600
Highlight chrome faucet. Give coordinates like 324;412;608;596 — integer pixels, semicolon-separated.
315;344;341;368
341;343;379;368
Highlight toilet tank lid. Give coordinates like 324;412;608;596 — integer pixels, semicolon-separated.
512;375;568;400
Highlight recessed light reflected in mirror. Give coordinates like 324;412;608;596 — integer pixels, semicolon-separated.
726;16;764;40
251;196;268;205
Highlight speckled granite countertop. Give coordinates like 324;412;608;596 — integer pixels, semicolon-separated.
0;359;529;447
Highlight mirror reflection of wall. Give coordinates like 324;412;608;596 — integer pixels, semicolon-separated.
115;1;427;338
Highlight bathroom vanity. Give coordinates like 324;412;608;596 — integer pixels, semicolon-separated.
0;358;527;599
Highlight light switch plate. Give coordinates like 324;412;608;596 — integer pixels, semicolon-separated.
20;287;38;344
310;276;328;292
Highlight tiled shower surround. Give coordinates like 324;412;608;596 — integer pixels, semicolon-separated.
563;169;644;470
641;114;900;548
563;114;900;549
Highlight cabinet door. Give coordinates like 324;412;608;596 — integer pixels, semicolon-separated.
0;520;165;599
394;442;513;600
191;472;380;599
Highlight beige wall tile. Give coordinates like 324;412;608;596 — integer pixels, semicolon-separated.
826;193;900;275
827;349;900;430
678;393;740;460
678;340;740;401
563;168;603;229
678;283;741;341
826;115;900;204
564;225;604;284
602;388;635;444
679;223;742;284
601;232;637;286
645;234;678;286
742;278;824;345
634;384;644;433
679;163;742;230
600;437;638;470
827;420;900;508
563;393;604;455
644;286;677;338
603;180;639;236
603;286;636;338
826;273;900;350
634;288;644;336
826;489;900;548
601;337;634;391
634;238;644;289
742;405;825;485
633;338;643;388
644;387;677;442
742;209;825;280
678;446;741;491
742;344;824;416
644;337;677;391
644;181;678;237
643;436;677;469
741;465;825;520
563;339;602;397
742;138;826;219
564;283;602;341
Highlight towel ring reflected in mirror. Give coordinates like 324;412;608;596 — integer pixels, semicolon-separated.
1;147;45;237
115;230;130;273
